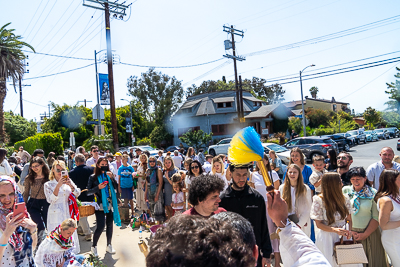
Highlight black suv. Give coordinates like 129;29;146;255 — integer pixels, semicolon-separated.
323;134;352;152
282;137;339;161
386;127;399;138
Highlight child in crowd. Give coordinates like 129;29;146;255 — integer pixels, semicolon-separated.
171;182;184;215
309;155;327;194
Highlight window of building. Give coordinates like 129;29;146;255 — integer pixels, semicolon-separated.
178;126;200;137
212;124;229;135
181;107;192;113
253;101;262;107
217;102;233;108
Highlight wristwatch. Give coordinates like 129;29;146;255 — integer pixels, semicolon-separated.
277;218;291;233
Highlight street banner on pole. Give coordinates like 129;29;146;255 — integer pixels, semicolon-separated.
126;117;132;133
99;73;110;105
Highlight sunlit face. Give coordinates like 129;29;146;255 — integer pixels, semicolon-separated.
313;161;325;172
191;163;200;175
380;148;394;165
122;157;128;164
290;152;301;164
269;151;275;159
60;227;76;239
350;176;366;191
287;167;299;184
53;164;64;180
184;163;190;171
232;168;248;189
173;183;181;193
0;184;15;209
198;191;221;214
165;160;172;169
213;162;222;173
149;158;156;167
116;156;121;162
91;149;99;156
31;162;43;174
337;154;351;168
140;155;146;163
99;160;108;167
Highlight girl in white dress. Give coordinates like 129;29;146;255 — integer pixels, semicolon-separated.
44;160;81;253
279;163;312;237
310;172;361;267
210;157;229;191
249;154;281;267
375;169;400;267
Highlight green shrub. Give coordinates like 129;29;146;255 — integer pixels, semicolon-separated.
82;134;114;153
14;133;63;157
137;137;151;146
314;128;335;136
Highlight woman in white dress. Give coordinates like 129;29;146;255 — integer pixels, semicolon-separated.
249;154;280;267
136;154;149;213
279;163;312;237
44;160;81;254
210;157;229;191
375;169;400;267
310;172;361;267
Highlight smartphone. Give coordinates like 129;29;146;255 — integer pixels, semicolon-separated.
61;170;68;179
13;203;27;218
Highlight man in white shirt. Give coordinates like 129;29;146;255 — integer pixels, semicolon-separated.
366;147;400;189
203;154;213;173
158;150;165;165
172;150;182;169
86;145;100;167
111;152;123;178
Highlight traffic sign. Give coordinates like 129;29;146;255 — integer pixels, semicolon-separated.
92;104;105;120
86;121;98;125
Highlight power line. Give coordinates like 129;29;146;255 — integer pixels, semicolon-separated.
24;63;95;80
24;0;51;41
22;0;45;36
22;99;47;108
27;0;59;44
120;58;225;68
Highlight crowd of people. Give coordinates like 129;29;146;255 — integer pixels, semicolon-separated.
0;142;399;267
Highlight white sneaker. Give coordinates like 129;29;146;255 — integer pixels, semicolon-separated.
106;244;116;254
91;246;98;257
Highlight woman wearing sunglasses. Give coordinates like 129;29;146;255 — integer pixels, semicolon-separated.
44;160;81;253
188;160;204;180
23;156;50;243
87;157;120;257
144;157;163;221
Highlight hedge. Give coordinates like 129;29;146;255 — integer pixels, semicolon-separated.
14;133;64;157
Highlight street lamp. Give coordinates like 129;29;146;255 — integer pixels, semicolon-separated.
300;64;315;137
121;99;134;146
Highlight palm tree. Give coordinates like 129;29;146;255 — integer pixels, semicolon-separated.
309;86;319;99
0;23;34;142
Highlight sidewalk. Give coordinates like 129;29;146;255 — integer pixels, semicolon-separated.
78;215;149;267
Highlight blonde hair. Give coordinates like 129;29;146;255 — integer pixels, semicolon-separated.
164;156;176;171
321;173;348;225
61;218;77;230
211;156;225;175
282;164;306;213
49;160;67;180
394;155;400;164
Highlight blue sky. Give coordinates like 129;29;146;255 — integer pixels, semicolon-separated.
2;0;400;121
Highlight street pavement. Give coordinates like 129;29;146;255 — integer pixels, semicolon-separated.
76;137;399;267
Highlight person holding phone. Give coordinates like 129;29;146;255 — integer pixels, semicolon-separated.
87;157;120;257
0;177;37;267
44;160;81;254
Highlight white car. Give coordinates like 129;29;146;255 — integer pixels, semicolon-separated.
262;143;291;165
130;146;159;158
208;138;232;156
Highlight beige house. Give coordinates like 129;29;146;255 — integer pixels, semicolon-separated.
284;96;350;113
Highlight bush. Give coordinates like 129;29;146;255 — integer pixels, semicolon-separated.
137;137;151;146
288;117;302;134
314;128;335;136
14;133;63;157
82;134;114;153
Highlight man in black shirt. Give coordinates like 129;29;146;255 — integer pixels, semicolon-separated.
291;129;299;140
69;153;94;241
336;152;353;186
219;163;272;267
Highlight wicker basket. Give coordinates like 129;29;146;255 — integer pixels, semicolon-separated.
79;205;95;217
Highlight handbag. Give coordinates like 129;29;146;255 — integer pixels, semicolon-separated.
334;235;368;265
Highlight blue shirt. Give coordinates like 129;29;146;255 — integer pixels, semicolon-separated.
118;165;135;188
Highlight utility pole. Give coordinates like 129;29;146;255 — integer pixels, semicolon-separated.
223;25;245;123
239;75;244;119
16;59;30;117
78;99;92;107
83;0;131;150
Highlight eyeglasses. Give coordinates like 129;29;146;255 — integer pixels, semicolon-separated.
337;156;348;160
31;164;41;169
149;160;156;163
191;166;199;170
55;169;64;173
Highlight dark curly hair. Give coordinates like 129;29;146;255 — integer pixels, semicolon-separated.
188;174;225;206
146;215;255;267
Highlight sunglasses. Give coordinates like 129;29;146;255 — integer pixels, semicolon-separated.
149;160;156;163
337;156;348;160
55;169;65;173
191;165;199;170
92;150;99;153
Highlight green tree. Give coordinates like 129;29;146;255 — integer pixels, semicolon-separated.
179;129;213;151
309;86;319;98
363;107;381;128
385;67;400;113
380;111;400;127
82;134;114;153
288;117;302;134
4;111;36;145
305;108;332;128
149;125;171;147
0;23;35;142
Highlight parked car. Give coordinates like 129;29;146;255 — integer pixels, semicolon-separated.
336;133;357;146
397;138;400;151
130;145;159;157
165;146;182;153
282;137;338;161
364;131;379;142
208;138;232;156
385;127;399;138
346;130;366;144
374;128;390;140
262;143;292;165
323;134;352;152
